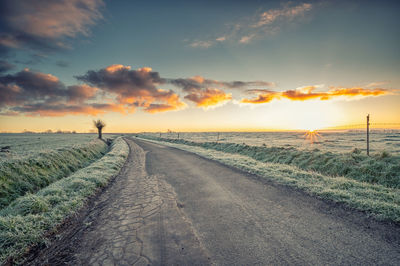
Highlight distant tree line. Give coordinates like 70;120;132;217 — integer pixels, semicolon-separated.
22;129;78;134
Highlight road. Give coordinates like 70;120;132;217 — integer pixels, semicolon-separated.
31;137;400;265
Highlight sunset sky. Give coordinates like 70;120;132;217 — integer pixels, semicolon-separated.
0;0;399;133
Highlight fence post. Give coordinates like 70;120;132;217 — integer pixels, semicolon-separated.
367;114;370;156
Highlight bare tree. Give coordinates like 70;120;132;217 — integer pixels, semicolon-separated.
93;119;106;139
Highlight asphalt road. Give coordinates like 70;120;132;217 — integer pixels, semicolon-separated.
133;138;400;265
30;137;400;265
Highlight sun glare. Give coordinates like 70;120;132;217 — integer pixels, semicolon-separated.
261;100;343;132
304;129;322;144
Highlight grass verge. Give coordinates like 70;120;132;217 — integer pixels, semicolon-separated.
138;137;400;224
140;136;400;189
0;139;108;209
0;137;129;264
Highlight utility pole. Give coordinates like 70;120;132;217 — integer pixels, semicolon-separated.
367;114;370;156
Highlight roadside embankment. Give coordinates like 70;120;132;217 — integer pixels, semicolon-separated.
0;137;129;264
0;139;109;209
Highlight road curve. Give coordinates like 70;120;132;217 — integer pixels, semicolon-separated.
134;138;400;265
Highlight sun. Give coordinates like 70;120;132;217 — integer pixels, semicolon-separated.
304;129;322;144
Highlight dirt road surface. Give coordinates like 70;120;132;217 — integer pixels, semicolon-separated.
32;137;400;265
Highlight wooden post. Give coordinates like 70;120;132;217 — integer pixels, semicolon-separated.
367;114;370;156
159;132;161;138
177;133;180;139
217;132;219;142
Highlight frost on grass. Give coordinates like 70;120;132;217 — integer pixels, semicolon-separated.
139;137;400;224
141;136;400;189
0;133;117;160
0;137;129;264
0;139;108;209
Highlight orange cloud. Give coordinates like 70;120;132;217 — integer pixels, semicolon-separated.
105;64;131;73
143;91;187;113
241;86;390;104
189;75;205;83
241;90;278;104
184;88;232;108
138;67;153;73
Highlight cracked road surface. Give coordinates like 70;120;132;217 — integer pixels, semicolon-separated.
33;137;400;265
67;138;211;265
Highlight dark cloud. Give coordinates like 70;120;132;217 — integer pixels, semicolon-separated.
77;64;186;112
222;81;275;89
66;84;98;103
0;69;64;107
1;68;64;94
77;65;165;95
0;0;104;56
0;60;14;73
0;68;98;115
169;76;274;91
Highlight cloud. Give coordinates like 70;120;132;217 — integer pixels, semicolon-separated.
241;86;390;104
240;89;278;104
222;80;275;89
76;64;186;113
0;68;65;106
0;0;104;55
252;3;312;28
189;2;312;48
169;75;273;108
66;84;98;103
239;34;256;44
169;75;274;91
366;81;388;87
184;88;232;109
0;68;106;116
0;64;276;116
190;40;214;48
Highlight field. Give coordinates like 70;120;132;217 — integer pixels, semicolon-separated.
0;133;117;160
0;134;128;264
144;131;400;155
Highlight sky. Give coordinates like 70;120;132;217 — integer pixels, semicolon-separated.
0;0;399;133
